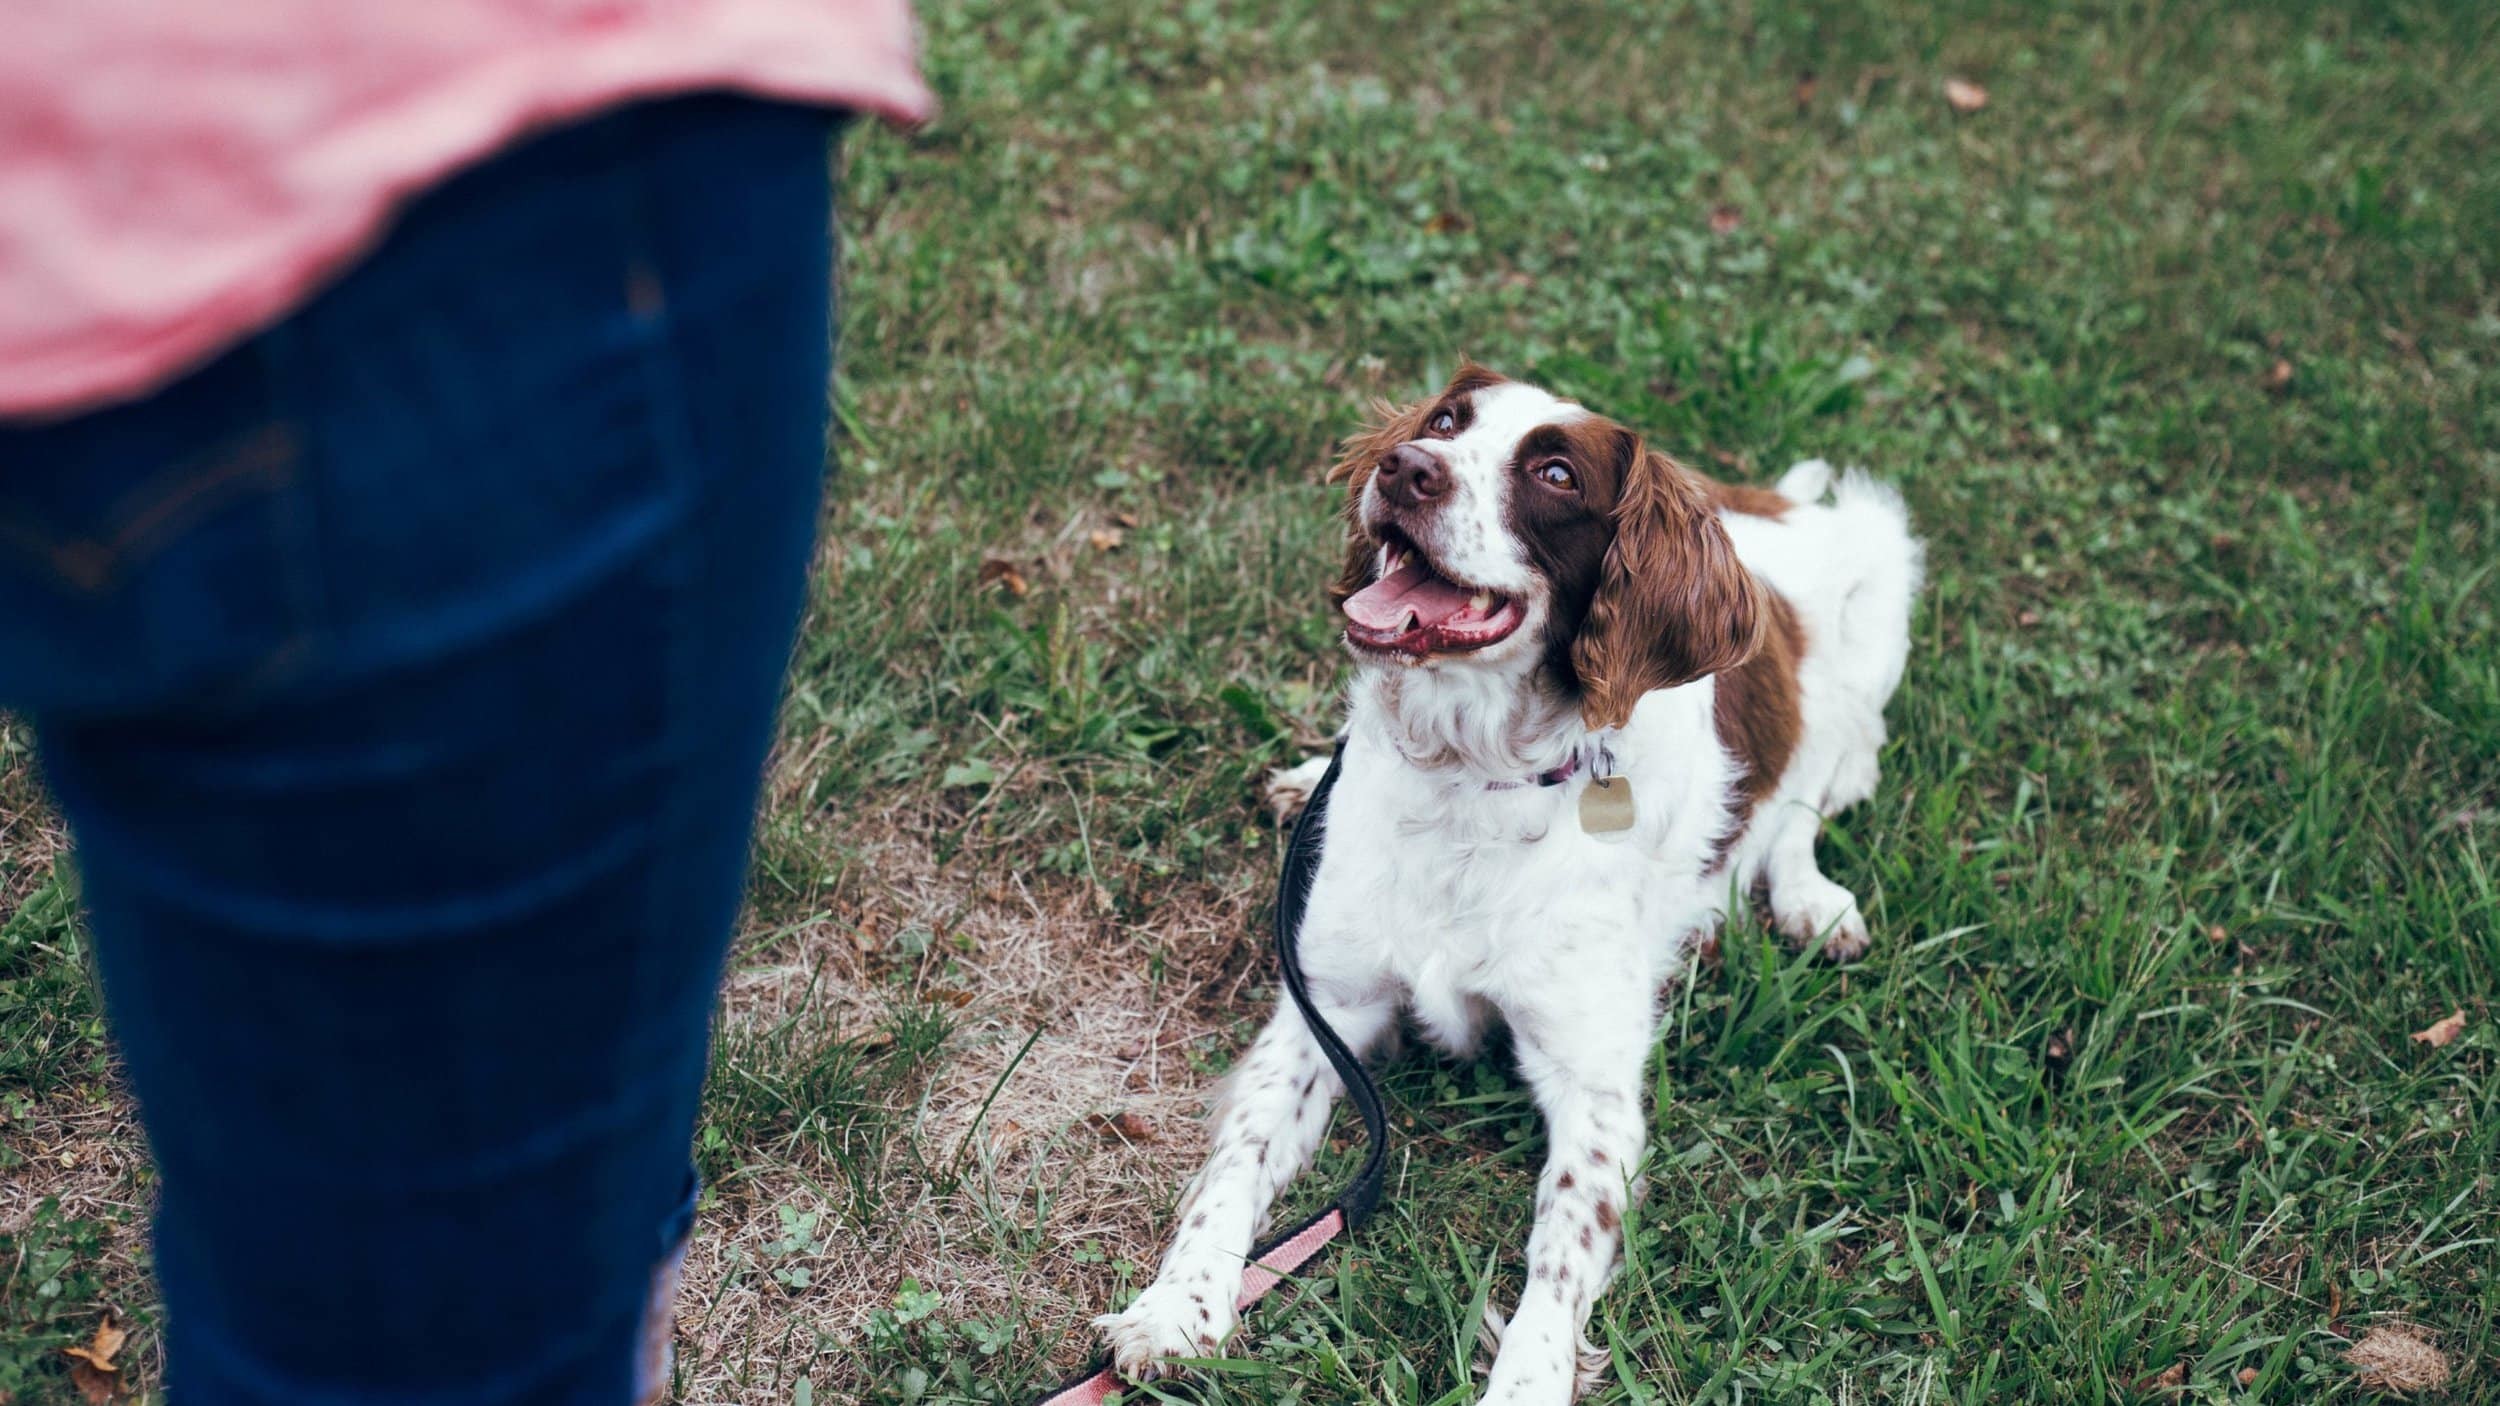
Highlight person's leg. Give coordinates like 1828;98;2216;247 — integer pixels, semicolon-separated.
0;94;840;1404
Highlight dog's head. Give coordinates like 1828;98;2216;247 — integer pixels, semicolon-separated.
1329;363;1764;728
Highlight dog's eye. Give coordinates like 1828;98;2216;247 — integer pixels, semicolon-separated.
1426;410;1457;435
1533;459;1577;490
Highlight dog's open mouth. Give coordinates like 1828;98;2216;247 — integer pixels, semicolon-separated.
1342;530;1526;656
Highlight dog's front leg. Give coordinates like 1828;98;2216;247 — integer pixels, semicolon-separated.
1096;988;1394;1380
1482;982;1654;1405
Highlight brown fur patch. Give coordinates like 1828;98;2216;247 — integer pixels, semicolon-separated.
1704;480;1793;520
1501;417;1638;675
1709;591;1805;858
1570;448;1767;729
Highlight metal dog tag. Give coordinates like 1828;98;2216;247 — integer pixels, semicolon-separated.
1578;774;1636;839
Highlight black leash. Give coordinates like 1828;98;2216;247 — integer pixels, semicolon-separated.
1034;744;1384;1405
1266;743;1387;1228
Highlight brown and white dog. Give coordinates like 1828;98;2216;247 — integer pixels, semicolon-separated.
1099;363;1922;1403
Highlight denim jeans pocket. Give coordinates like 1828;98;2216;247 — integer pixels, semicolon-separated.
0;409;320;714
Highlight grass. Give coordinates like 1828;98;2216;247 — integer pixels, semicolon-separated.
5;0;2500;1401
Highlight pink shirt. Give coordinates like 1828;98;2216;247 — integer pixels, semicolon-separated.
0;1;932;420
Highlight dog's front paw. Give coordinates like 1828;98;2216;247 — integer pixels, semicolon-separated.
1477;1304;1603;1404
1264;754;1333;824
1470;1300;1610;1390
1095;1278;1238;1382
1479;1348;1582;1406
1774;877;1870;962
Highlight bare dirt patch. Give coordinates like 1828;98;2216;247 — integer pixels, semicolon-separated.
672;793;1271;1403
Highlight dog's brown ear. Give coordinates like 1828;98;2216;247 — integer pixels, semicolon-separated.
1570;444;1765;728
1324;395;1432;606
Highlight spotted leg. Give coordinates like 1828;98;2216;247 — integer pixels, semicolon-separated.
1480;985;1653;1405
1096;988;1395;1380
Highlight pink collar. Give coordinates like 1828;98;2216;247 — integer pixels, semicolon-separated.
1483;736;1614;791
1483;753;1579;791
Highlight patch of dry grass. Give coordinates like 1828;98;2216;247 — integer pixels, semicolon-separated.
670;785;1277;1402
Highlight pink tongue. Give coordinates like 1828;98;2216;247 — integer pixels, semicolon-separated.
1344;558;1478;632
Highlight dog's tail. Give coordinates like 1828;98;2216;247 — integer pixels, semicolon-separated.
1827;468;1924;705
1775;456;1835;503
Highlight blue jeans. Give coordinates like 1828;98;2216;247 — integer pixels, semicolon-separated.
0;95;839;1403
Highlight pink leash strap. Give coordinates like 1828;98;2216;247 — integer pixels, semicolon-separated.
1032;1207;1349;1406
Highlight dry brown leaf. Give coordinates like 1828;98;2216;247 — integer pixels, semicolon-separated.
2016;609;2042;628
1944;77;1989;113
1087;1110;1158;1144
1424;209;1469;234
2152;1361;2186;1389
976;557;1030;597
66;1361;118;1406
2411;1008;2467;1048
1087;527;1125;553
61;1316;127;1404
2263;358;2295;391
1111;509;1140;529
2237;1367;2258;1386
1709;204;1744;235
60;1315;127;1372
2342;1321;2451;1393
1794;73;1819;109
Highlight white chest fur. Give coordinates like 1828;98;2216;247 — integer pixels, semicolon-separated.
1296;684;1736;1055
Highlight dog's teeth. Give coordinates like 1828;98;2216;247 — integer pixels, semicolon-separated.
1403;611;1420;632
1469;591;1492;612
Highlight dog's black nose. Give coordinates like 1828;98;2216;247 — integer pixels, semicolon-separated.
1376;443;1450;507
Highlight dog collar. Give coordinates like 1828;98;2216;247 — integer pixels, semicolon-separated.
1483;754;1578;791
1484;735;1615;792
